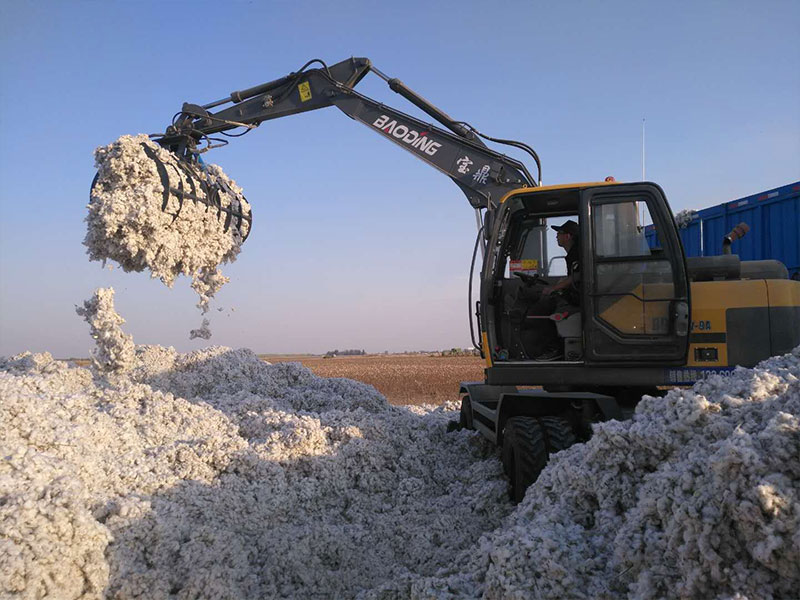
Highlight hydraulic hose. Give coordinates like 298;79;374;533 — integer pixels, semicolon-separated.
468;225;484;352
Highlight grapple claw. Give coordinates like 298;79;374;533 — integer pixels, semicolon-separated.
131;142;252;241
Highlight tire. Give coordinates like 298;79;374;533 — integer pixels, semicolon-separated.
502;417;548;503
501;428;514;478
459;396;474;430
501;427;514;478
538;416;577;454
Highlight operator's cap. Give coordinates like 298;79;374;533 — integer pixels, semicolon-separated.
552;219;579;236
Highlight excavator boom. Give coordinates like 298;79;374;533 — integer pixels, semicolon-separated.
155;57;540;211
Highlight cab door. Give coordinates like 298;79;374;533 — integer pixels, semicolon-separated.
581;184;690;363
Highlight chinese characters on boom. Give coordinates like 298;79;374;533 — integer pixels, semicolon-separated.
472;165;490;185
456;155;491;184
456;156;473;174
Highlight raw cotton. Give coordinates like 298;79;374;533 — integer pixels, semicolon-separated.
85;134;251;337
189;318;212;340
674;209;698;229
2;289;799;599
1;288;511;599
75;287;136;373
408;351;800;599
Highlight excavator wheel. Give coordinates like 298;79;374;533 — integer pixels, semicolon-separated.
502;417;548;503
501;430;513;478
459;396;474;430
538;416;577;454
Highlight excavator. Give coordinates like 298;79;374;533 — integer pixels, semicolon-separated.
100;57;800;501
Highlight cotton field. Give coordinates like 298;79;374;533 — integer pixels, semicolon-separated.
1;287;799;599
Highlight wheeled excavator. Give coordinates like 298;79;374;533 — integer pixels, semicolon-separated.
97;57;800;500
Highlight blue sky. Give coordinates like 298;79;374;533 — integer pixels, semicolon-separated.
1;0;798;357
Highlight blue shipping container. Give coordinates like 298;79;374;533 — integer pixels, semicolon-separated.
646;181;800;278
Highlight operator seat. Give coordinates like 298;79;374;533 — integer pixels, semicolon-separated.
525;303;583;361
551;308;583;361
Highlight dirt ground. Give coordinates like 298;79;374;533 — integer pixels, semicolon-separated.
263;354;486;406
67;354;486;406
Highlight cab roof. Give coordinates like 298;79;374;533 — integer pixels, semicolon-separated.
499;180;622;204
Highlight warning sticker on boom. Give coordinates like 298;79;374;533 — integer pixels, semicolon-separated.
298;81;312;102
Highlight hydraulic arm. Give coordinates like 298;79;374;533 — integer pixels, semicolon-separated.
155;57;541;211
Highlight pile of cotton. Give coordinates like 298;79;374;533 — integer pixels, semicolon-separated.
2;288;799;599
410;350;800;599
1;289;510;599
85;134;251;336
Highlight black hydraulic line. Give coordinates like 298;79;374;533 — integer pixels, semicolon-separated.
389;80;486;146
468;225;484;351
203;59;335;109
231;75;294;103
369;64;486;147
246;59;334;110
221;128;254;138
452;121;541;186
159;59;372;142
371;68;541;184
478;133;542;186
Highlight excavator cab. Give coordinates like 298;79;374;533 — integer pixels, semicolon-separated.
481;182;691;373
465;180;798;501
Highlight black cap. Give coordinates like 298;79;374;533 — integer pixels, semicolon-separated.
552;219;579;236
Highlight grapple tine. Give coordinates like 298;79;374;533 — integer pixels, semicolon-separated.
178;161;199;214
223;205;233;233
141;144;173;213
125;141;253;240
217;177;251;237
167;163;185;222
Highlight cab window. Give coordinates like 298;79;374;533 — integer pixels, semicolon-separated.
592;198;674;335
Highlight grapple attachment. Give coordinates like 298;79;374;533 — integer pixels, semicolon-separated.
139;143;252;241
90;133;252;244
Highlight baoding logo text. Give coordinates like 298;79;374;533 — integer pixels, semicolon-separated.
372;115;442;156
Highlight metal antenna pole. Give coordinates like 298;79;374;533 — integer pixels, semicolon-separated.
642;118;646;181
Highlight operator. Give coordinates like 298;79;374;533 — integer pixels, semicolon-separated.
523;219;581;361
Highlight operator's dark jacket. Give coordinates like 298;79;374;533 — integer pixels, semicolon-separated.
562;243;581;306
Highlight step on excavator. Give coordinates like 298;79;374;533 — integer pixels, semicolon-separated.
95;57;800;501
